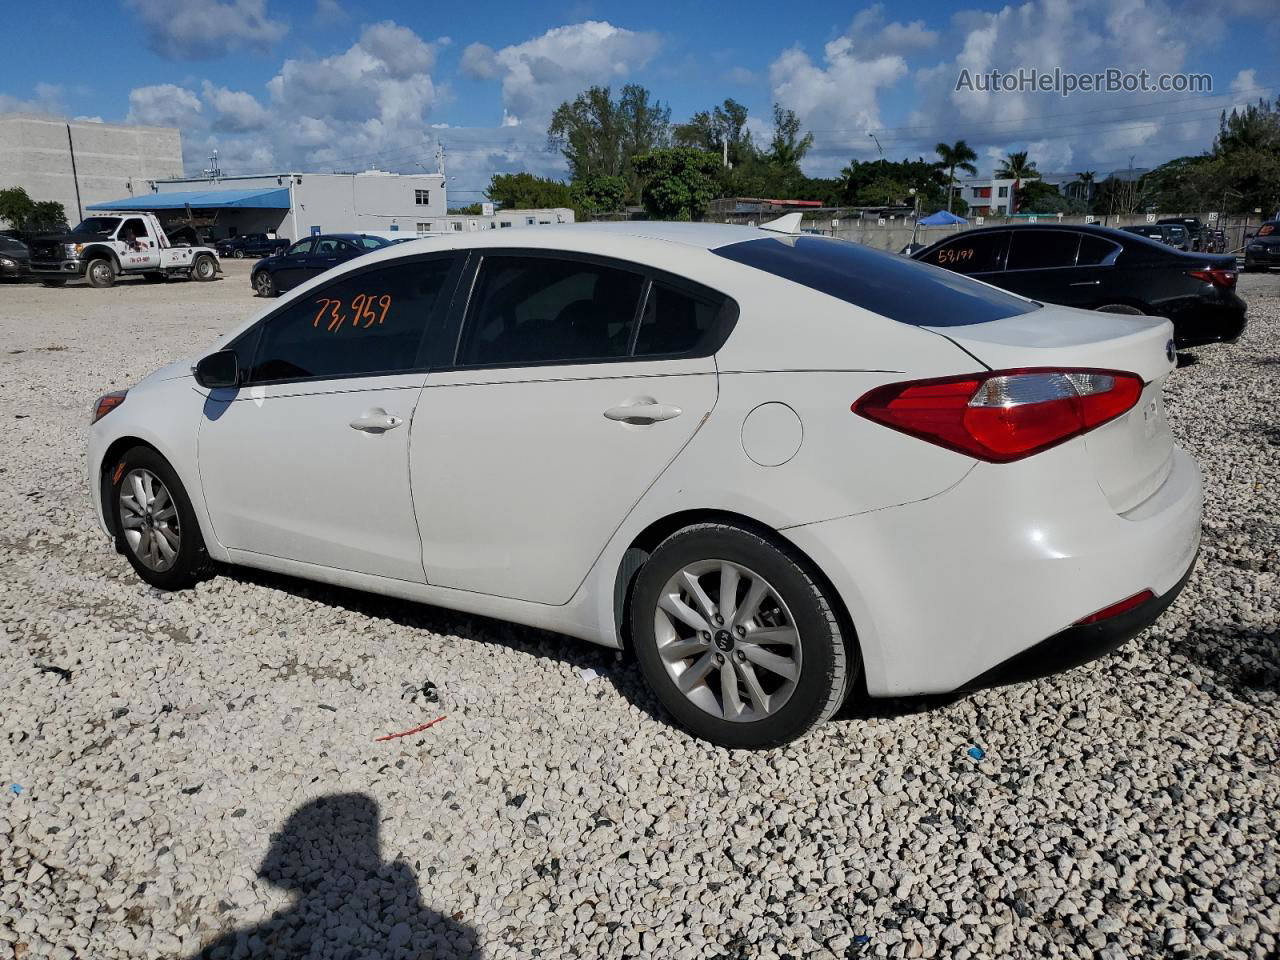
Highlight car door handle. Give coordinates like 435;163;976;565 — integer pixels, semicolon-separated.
349;409;404;433
1069;280;1101;286
603;402;682;424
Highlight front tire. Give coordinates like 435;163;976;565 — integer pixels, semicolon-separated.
630;523;856;748
253;270;277;297
86;258;115;288
109;446;211;590
232;249;246;259
191;254;218;281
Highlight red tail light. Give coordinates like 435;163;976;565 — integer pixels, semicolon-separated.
853;368;1143;463
1073;589;1154;625
1187;267;1237;289
92;390;127;423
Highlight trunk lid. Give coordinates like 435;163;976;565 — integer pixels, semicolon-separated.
927;305;1177;513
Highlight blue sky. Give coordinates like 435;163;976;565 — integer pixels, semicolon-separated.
2;0;1275;200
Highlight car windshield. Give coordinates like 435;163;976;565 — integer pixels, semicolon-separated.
0;236;24;251
74;217;122;236
714;235;1038;326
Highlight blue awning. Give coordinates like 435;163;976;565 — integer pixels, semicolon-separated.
918;210;968;226
87;187;291;211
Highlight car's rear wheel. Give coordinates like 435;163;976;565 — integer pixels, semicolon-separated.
86;258;115;288
630;523;856;748
191;254;217;281
1095;303;1144;315
232;249;246;259
109;446;211;590
253;270;277;297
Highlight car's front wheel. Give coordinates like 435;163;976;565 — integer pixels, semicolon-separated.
232;249;246;259
109;446;211;590
191;254;218;281
86;258;115;288
253;270;277;297
630;523;856;748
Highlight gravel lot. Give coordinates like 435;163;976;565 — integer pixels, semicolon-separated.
1;262;1278;960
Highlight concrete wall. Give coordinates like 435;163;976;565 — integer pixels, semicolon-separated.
0;113;182;225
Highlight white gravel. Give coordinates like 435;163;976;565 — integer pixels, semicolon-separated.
1;264;1278;959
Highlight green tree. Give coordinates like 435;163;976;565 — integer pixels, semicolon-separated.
31;201;67;229
837;157;949;210
548;84;670;202
767;104;814;169
631;148;721;220
934;140;978;212
674;99;754;166
570;173;627;217
448;202;485;215
995;151;1041;213
0;186;36;230
486;172;573;210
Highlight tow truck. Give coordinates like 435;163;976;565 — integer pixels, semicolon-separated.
28;212;221;288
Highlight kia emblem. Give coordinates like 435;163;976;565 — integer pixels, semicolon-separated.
1166;339;1177;363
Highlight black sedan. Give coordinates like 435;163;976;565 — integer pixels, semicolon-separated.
215;233;289;259
0;234;31;281
1244;221;1279;273
912;224;1246;348
250;234;392;297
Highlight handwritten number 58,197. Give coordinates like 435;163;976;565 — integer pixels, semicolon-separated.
312;295;393;333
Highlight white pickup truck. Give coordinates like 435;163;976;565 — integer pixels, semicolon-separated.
28;212;221;288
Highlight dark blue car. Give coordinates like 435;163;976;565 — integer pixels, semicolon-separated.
251;234;392;297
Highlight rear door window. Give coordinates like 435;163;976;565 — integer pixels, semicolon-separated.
1077;235;1122;266
456;256;644;367
1006;231;1082;270
245;256;459;383
634;281;734;357
715;235;1036;327
918;232;1008;274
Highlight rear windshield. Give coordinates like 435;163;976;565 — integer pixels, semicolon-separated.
713;235;1038;326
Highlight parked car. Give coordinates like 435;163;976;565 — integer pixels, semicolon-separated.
912;224;1246;348
1158;216;1205;251
89;221;1202;747
250;234;392;297
0;234;30;281
214;233;290;259
1122;223;1189;250
1243;221;1280;272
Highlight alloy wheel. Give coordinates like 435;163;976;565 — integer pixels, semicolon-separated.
653;560;802;722
89;261;112;285
118;468;181;572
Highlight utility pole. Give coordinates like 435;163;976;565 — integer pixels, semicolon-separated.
868;132;884;159
65;123;83;223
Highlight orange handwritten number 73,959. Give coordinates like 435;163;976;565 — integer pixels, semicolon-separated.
312;294;392;333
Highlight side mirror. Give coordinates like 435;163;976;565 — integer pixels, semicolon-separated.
194;349;239;389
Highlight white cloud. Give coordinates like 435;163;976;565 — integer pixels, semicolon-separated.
202;82;270;132
463;21;663;126
126;84;203;128
125;0;287;60
0;84;65;116
1231;68;1256;94
724;66;759;86
312;0;347;26
73;116;105;124
898;0;1222;174
768;38;908;172
844;5;939;57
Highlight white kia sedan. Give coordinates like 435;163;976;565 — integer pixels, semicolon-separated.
88;220;1202;748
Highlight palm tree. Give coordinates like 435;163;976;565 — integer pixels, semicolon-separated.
1074;170;1096;204
935;140;979;213
995;151;1040;214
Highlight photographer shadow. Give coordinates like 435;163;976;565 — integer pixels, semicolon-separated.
190;792;478;959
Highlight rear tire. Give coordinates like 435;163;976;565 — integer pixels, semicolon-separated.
86;258;115;288
232;249;246;259
630;523;856;748
1095;303;1144;315
253;270;277;297
191;254;217;281
109;446;211;590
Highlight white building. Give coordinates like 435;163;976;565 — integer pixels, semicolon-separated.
87;169;573;240
0;113;183;225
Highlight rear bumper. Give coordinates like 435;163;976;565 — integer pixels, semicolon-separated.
959;549;1197;691
783;442;1203;697
1167;299;1247;347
